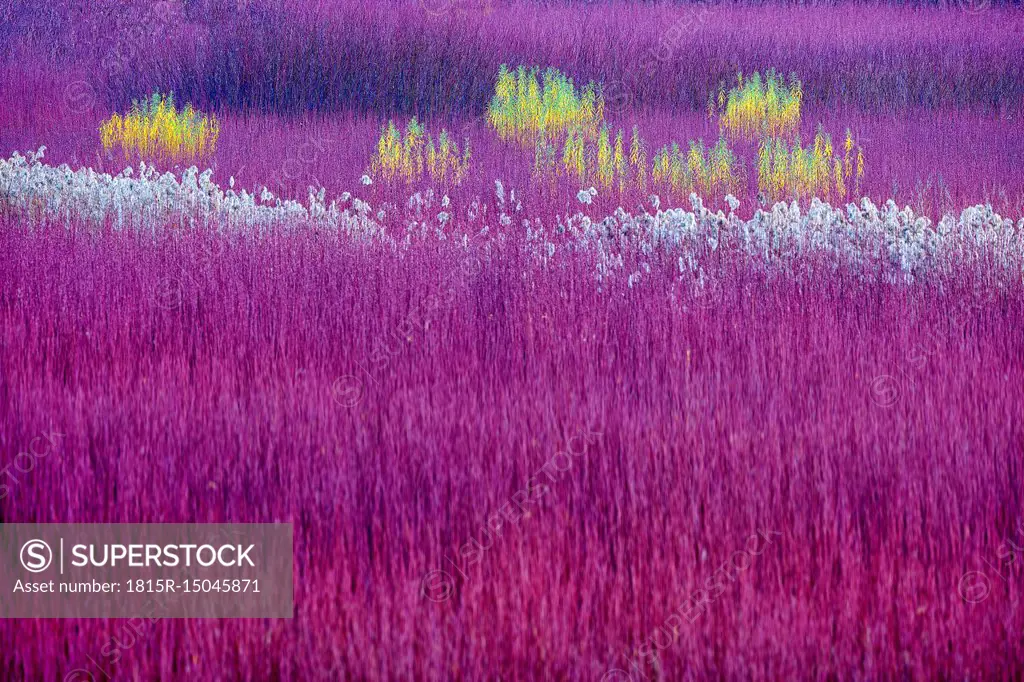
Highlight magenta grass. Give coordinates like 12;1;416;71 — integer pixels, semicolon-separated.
1;218;1023;680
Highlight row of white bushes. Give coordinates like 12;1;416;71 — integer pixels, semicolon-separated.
3;149;1023;286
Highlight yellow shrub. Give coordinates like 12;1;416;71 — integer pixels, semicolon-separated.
370;118;470;185
536;124;741;200
100;93;219;163
651;143;688;195
757;127;864;201
714;70;802;140
596;127;613;188
560;129;587;183
488;65;604;146
649;137;744;199
629;126;647;191
541;125;632;191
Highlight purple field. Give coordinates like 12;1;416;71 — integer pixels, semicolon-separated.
3;219;1023;681
2;1;1024;681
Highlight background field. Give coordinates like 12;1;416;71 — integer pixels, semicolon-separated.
2;0;1024;215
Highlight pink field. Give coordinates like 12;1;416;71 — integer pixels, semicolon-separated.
2;221;1023;680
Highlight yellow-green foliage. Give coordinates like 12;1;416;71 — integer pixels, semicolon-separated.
713;70;802;140
629;126;647;191
559;129;586;182
690;137;744;197
100;93;220;163
371;118;470;185
757;127;864;201
652;136;744;198
535;123;740;198
595;126;627;190
534;124;635;191
488;65;604;146
651;143;688;195
491;64;868;204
